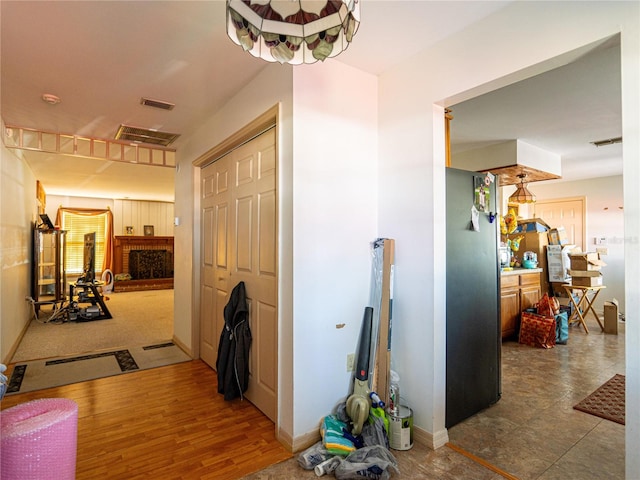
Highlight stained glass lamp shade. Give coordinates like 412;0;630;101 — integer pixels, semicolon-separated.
509;174;537;204
226;0;360;64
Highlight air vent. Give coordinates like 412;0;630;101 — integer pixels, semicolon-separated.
591;137;622;147
114;125;180;147
140;97;175;110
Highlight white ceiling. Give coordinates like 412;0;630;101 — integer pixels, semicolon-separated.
1;1;622;202
449;35;622;185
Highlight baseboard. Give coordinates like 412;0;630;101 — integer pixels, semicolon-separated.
172;335;193;358
414;425;449;450
3;316;32;365
277;425;321;453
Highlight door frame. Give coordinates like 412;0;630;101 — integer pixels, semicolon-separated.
191;104;280;416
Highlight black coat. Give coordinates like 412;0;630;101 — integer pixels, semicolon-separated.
216;281;251;400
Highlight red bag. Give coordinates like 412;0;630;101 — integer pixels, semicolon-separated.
536;293;560;317
519;311;556;349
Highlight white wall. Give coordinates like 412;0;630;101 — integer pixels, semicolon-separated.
291;62;378;438
531;175;624;313
1;144;37;363
378;1;639;463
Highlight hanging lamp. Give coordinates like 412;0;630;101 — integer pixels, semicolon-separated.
509;173;537;204
226;0;360;64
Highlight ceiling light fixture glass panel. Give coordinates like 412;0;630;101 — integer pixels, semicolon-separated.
226;0;360;64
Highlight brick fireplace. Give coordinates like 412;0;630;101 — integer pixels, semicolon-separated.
113;236;174;291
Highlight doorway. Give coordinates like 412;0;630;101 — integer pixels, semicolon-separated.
445;38;622;432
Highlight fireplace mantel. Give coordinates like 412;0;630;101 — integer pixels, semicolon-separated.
113;236;174;291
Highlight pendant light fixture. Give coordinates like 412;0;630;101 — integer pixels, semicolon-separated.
509;173;537;204
226;0;360;65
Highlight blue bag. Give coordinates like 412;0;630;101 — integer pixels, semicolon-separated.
555;311;569;345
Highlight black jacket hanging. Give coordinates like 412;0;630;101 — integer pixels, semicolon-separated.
216;281;251;401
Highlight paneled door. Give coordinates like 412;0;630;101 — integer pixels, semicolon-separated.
200;155;231;367
534;198;585;250
200;127;278;422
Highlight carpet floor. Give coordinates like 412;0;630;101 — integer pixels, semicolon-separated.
12;289;174;363
573;373;625;425
6;341;191;395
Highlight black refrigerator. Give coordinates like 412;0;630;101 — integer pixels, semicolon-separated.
445;167;501;428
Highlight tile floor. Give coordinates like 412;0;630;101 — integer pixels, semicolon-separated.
243;315;625;479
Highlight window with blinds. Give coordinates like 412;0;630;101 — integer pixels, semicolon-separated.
61;212;108;274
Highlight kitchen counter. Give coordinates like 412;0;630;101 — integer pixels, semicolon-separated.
501;267;542;276
500;268;543;339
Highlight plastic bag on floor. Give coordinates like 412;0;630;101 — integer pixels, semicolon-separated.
297;441;334;470
361;411;390;449
335;401;350;423
334;445;399;480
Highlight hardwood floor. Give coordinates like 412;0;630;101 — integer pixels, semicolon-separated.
1;360;292;480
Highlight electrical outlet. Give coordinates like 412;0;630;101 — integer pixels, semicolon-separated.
596;247;609;256
346;353;355;372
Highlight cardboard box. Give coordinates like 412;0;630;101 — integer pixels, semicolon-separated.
571;274;603;287
604;301;618;334
548;227;569;245
569;252;606;271
547;245;579;282
551;282;570;297
515;218;550;233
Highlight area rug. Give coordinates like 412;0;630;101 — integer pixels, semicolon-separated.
573;374;625;425
6;342;191;395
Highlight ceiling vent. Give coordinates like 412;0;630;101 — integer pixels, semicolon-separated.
115;124;180;147
591;137;622;147
140;97;175;110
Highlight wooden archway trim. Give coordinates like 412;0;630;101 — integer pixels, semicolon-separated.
192;104;279;168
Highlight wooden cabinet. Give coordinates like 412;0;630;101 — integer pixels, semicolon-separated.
500;275;520;338
32;229;67;313
500;270;542;339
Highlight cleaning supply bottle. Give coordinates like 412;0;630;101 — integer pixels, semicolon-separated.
389;370;400;415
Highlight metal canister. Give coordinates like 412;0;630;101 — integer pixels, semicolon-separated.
388;405;414;450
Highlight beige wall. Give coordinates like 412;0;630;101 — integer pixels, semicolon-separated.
1;144;37;363
530;175;625;313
